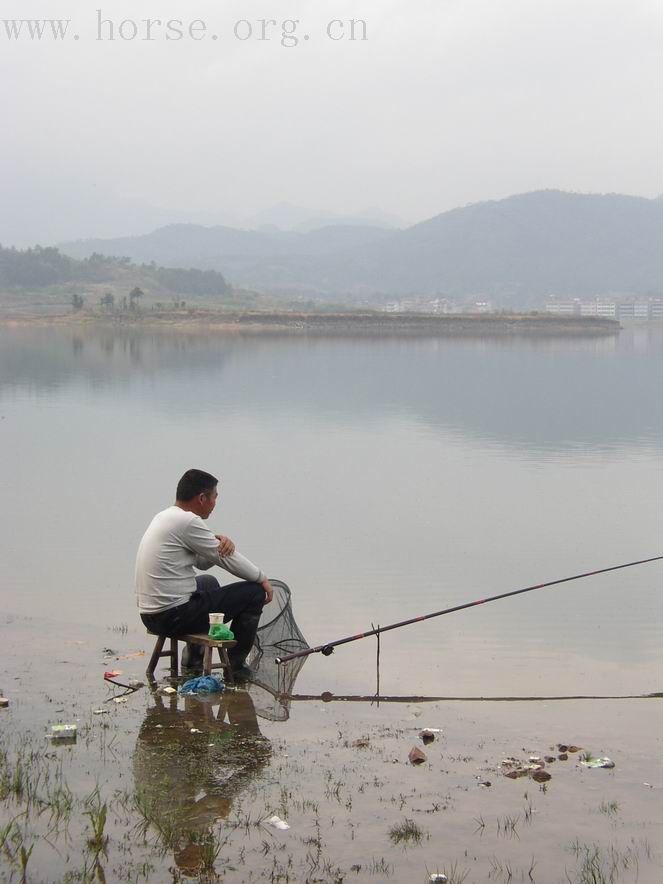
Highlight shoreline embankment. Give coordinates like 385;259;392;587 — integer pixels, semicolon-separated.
0;309;621;337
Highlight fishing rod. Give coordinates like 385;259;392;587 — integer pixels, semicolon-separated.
275;554;663;664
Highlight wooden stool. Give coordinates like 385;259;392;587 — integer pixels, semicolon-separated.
146;632;237;684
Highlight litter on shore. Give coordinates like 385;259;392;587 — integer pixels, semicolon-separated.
178;675;225;695
581;756;615;769
263;814;290;831
49;724;77;741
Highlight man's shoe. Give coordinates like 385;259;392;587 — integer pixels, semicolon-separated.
231;662;255;681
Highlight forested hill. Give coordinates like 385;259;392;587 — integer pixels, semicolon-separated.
0;245;230;297
330;191;663;301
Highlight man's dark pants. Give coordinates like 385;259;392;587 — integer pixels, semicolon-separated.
141;575;265;667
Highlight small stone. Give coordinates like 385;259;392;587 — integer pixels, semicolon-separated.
568;745;582;753
558;744;569;752
0;698;9;708
558;753;568;761
420;729;436;744
352;738;370;749
409;746;427;765
544;756;556;763
532;770;552;783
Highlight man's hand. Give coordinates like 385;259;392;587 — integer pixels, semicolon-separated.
215;534;235;557
261;578;274;604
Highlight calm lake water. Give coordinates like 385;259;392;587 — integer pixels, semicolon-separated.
2;323;662;699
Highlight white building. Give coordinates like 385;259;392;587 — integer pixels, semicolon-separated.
546;301;578;315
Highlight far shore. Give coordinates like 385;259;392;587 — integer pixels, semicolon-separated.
0;308;622;337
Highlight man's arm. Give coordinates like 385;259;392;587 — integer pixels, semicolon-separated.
186;516;266;584
194;551;273;604
194;534;235;570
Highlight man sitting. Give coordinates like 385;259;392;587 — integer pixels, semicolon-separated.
135;468;273;678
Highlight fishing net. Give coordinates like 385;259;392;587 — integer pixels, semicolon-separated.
246;579;309;721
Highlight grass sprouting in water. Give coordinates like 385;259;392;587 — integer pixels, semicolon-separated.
442;860;470;884
598;800;620;817
0;820;35;882
566;841;640;883
496;814;520;838
84;799;108;855
388;817;427;846
369;857;393;876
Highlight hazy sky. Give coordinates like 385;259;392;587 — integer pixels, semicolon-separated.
2;0;663;244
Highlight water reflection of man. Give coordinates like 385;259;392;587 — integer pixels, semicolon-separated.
133;689;271;877
136;468;274;678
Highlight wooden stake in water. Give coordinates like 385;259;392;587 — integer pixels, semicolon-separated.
372;622;380;701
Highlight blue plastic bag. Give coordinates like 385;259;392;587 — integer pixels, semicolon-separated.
178;675;225;695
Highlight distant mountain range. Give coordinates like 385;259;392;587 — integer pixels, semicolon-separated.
59;191;663;306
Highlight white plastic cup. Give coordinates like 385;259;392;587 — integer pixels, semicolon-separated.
209;613;223;626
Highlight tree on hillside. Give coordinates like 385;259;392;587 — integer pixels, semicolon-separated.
128;287;144;310
0;244;76;287
100;292;115;311
71;293;85;311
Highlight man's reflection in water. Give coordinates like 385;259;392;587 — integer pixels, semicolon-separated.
133;687;272;877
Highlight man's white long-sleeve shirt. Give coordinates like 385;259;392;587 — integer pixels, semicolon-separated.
135;506;265;613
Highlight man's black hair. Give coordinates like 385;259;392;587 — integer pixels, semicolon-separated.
176;469;218;501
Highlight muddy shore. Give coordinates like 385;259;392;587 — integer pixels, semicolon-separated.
2;615;662;883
